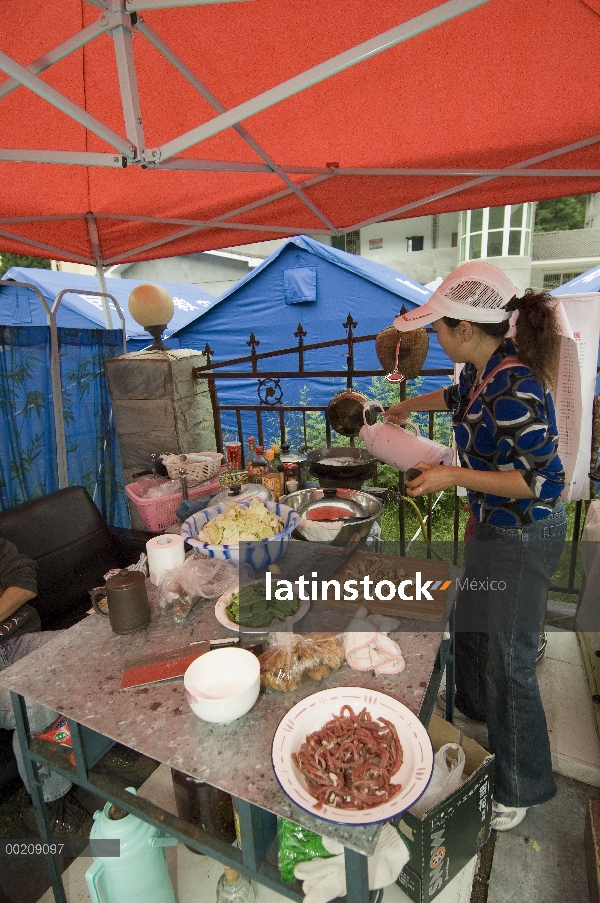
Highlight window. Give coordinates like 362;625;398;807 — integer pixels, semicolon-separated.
542;274;562;290
459;204;533;262
331;231;361;255
432;215;439;250
346;231;361;255
542;271;583;290
407;236;424;252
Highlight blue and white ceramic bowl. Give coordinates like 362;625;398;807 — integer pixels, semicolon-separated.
181;499;300;569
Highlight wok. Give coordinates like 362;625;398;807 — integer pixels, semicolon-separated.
304;446;377;483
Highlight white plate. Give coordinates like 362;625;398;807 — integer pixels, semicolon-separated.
271;687;434;825
215;591;310;635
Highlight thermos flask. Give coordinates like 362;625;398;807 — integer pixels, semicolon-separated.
85;787;177;903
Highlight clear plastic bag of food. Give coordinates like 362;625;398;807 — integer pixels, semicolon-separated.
141;479;182;499
158;555;248;623
258;632;345;692
277;817;332;884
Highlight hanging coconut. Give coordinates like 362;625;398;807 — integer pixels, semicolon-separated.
375;323;429;380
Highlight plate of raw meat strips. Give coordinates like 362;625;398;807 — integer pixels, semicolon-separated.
271;686;434;825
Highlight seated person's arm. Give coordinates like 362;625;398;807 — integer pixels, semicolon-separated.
0;585;37;621
0;537;38;621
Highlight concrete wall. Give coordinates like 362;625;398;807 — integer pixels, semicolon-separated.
114;252;252;297
356;213;460;286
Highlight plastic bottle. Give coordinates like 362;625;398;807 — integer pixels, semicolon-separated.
248;446;267;484
216;867;257;903
261;449;281;501
246;436;256;470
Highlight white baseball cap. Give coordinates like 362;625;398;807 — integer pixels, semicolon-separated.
393;261;517;332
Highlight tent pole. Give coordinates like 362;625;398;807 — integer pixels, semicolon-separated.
86;214;113;328
49;306;69;489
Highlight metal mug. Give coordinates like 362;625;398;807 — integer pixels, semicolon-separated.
90;570;151;635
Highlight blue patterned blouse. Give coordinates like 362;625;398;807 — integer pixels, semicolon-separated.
443;338;565;526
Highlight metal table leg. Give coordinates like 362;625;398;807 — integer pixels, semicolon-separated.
10;691;67;903
344;847;370;903
445;603;456;724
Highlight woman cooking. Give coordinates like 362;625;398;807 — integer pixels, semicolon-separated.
386;261;567;832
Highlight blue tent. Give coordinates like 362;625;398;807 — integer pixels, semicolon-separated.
0;267;218;351
172;236;451;446
551;267;600;296
0;270;217;525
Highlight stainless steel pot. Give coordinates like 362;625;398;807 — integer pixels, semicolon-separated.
298;491;368;521
281;487;383;544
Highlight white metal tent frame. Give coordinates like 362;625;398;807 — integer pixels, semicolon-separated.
3;0;600;271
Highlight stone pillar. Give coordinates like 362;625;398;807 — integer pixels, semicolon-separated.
105;348;217;529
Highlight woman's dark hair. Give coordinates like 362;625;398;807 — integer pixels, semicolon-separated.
442;289;560;387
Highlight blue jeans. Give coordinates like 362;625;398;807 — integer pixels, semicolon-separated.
0;632;72;802
454;503;567;808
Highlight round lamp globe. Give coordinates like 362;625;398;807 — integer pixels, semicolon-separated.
128;283;174;328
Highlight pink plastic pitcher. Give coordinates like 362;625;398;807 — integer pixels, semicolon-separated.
359;403;453;471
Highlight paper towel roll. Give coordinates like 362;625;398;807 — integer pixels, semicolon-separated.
146;534;186;585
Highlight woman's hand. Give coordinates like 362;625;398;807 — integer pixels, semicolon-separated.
384;400;413;425
405;462;458;496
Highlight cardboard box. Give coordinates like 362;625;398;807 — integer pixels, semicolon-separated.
394;714;494;903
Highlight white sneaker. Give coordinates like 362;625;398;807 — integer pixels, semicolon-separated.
491;800;528;831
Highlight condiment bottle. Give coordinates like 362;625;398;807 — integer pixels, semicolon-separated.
216;867;257;903
246;436;256;470
271;444;285;496
261;449;281;500
280;443;305;488
248;445;267;484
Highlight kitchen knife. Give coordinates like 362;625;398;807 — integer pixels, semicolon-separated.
120;638;239;690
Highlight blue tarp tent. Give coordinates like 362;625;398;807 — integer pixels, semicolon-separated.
551;267;600;296
1;267;218;351
0;270;217;524
172;236;451;446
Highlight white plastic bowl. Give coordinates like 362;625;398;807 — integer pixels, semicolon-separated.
180;499;300;569
184;647;260;724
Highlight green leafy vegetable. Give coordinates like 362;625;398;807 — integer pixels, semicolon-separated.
226;581;299;628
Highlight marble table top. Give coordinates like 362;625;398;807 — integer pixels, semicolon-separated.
0;575;453;855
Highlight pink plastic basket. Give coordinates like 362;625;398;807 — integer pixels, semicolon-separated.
125;475;221;532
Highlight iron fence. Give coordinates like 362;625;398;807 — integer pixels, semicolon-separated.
192;315;586;601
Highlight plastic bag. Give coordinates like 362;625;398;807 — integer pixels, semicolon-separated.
32;716;76;766
277;817;332;884
157;555;246;623
408;743;465;818
141;479;182;499
259;632;345;692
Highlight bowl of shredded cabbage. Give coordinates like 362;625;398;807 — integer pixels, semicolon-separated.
180;497;300;568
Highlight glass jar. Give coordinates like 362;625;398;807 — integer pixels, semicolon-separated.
171;768;236;852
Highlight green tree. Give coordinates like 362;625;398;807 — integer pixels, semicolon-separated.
0;253;52;278
534;196;588;233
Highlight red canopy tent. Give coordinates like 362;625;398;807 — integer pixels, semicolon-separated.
1;0;600;267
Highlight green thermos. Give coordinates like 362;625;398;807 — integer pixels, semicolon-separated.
85;787;178;903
